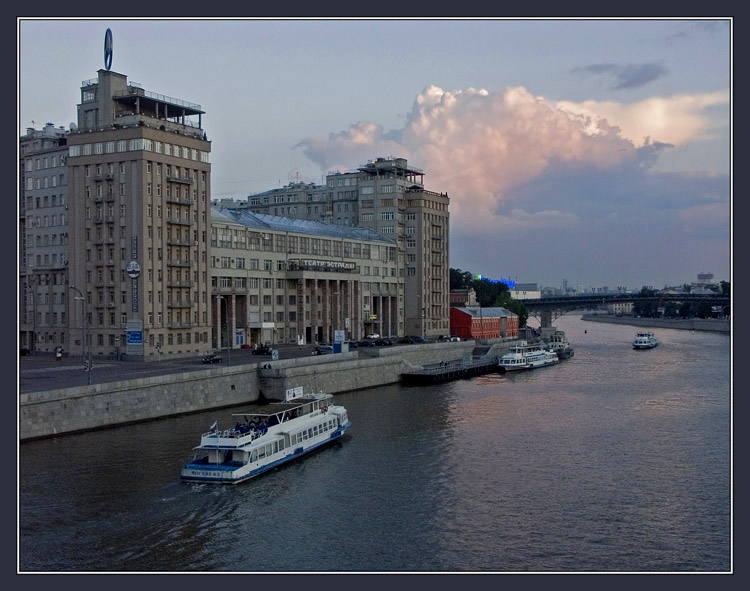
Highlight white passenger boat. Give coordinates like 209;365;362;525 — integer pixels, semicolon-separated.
498;340;560;371
181;388;350;484
633;331;659;349
545;330;574;360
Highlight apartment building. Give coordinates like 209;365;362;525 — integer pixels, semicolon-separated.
20;124;71;353
210;208;401;346
235;157;451;338
65;68;213;357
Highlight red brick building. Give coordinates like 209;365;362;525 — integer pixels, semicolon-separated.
450;307;519;340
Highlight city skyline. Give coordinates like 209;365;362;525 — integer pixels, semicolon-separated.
19;18;731;289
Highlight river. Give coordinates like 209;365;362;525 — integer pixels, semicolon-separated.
19;315;731;572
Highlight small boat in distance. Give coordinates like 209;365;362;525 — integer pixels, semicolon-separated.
181;388;350;484
545;330;574;360
499;340;559;372
633;331;659;350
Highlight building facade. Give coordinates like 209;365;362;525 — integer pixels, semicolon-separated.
450;306;519;340
233;157;450;339
210;208;401;347
65;68;213;358
20;124;71;353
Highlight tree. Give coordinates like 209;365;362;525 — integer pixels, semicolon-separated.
450;268;474;290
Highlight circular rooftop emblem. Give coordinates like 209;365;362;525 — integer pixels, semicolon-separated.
104;28;113;70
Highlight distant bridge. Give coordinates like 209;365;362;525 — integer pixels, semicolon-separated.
517;294;730;328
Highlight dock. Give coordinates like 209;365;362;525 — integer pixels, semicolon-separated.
400;356;504;386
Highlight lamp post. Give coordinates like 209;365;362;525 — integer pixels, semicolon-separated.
26;279;36;355
69;285;91;385
219;295;231;366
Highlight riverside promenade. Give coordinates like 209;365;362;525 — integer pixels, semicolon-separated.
581;314;730;333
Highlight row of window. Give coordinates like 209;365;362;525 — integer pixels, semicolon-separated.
25;154;66;171
25;175;65;190
69;141;210;163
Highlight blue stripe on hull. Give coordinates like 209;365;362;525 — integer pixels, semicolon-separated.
181;423;350;485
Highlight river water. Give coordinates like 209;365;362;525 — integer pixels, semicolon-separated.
19;315;731;572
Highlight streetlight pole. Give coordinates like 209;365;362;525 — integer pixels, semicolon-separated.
219;295;231;366
69;285;91;385
27;279;36;355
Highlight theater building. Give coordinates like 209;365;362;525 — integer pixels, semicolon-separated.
209;207;401;347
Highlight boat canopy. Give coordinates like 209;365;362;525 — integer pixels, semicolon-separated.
231;395;332;420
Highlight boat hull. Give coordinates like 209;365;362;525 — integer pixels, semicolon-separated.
181;422;351;484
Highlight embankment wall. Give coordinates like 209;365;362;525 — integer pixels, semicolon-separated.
20;340;501;441
581;314;730;333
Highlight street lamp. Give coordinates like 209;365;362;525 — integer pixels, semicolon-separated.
219;295;231;366
26;279;36;355
69;285;91;385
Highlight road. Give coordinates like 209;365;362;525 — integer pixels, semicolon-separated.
18;344;320;394
17;340;430;394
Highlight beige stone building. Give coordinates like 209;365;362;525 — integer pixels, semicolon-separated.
232;157;451;338
65;68;213;357
210;208;400;346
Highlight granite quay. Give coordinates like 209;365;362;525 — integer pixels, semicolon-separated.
20;339;518;442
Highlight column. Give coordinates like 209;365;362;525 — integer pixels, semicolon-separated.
310;279;318;342
321;279;329;342
230;293;236;348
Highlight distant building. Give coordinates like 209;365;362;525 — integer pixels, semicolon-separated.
607;301;634;315
237;157;451;339
450;288;477;307
450;306;518;340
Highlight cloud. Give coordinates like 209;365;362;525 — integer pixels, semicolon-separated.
294;84;729;285
571;62;669;90
556;91;728;148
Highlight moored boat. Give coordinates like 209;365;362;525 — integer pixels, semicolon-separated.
498;340;559;371
545;330;574;360
181;388;350;484
633;331;658;349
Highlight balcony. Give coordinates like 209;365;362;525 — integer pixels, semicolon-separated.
166;195;193;206
167;258;192;267
166;237;193;246
166;175;194;185
167;321;193;329
167;279;193;288
165;215;192;226
167;300;193;308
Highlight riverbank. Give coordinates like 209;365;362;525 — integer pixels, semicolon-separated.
20;338;519;441
581;314;730;333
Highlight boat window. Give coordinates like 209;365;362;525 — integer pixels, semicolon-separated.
314;426;319;436
279;440;285;450
251;450;257;462
273;441;278;454
258;448;266;459
308;428;313;438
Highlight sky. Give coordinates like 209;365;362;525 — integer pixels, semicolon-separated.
18;18;731;290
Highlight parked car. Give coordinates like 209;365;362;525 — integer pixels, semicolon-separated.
438;335;461;342
411;336;427;344
202;354;223;364
20;347;31;356
365;333;380;339
252;344;273;355
344;341;359;349
398;336;415;344
358;339;375;347
374;338;393;347
311;344;333;355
